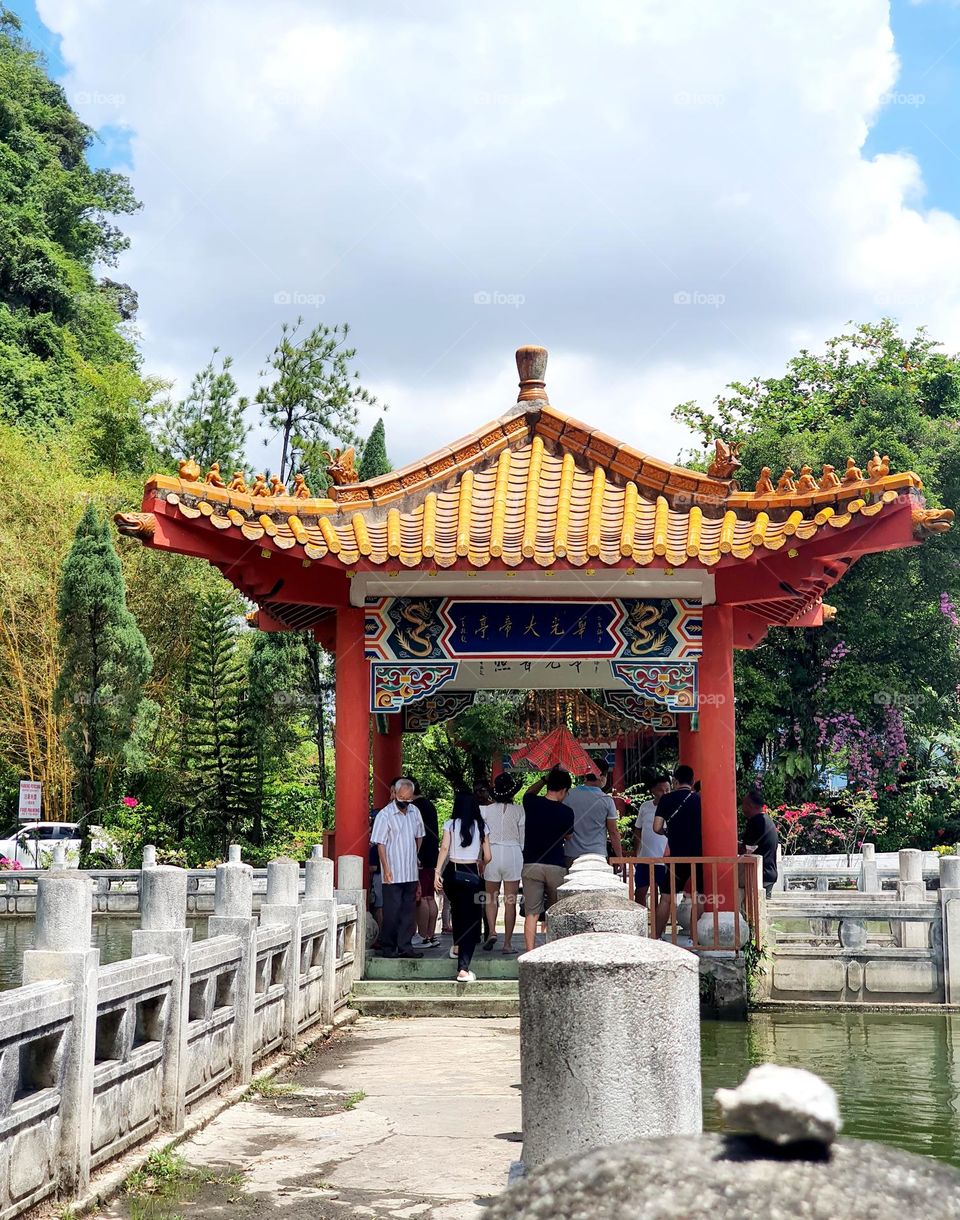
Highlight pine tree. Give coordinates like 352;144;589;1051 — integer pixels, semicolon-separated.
156;350;249;471
183;588;249;851
358;418;391;480
54;503;153;821
255;319;380;482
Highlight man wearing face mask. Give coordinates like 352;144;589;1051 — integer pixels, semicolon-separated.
370;777;426;958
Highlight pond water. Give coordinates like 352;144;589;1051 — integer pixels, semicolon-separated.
0;915;207;990
2;918;959;1169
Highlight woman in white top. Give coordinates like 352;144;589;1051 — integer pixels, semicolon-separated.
633;774;670;908
479;772;525;953
434;792;491;981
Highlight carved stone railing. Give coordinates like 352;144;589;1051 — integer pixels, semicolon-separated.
0;847;363;1220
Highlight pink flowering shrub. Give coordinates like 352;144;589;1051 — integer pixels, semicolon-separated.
0;855;23;870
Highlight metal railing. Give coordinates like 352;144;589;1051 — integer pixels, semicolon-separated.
609;855;762;952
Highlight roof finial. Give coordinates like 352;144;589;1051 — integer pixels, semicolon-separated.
516;345;549;404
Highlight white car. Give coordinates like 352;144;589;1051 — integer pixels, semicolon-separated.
0;822;119;869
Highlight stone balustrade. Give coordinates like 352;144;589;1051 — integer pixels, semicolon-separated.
765;851;960;1004
0;847;361;1220
775;844;950;892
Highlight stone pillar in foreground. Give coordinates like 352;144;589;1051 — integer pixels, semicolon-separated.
208;845;257;1083
940;855;960;1004
519;933;701;1170
22;872;98;1196
131;865;191;1131
259;857;303;1051
304;845;338;1024
897;848;926;948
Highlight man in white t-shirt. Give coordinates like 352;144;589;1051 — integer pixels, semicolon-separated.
633;774;671;908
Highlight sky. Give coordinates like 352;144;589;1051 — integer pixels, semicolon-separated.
15;0;960;468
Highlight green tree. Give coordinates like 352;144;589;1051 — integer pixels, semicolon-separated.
255;319;380;482
155;350;249;471
53;503;152;821
358;417;391;480
406;694;522;795
0;11;141;431
181;589;250;852
73;359;164;475
674;319;960;825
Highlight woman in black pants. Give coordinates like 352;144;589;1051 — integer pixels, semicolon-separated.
435;792;491;982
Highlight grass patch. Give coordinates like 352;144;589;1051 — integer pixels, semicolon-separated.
244;1077;297;1099
122;1149;244;1219
340;1090;365;1110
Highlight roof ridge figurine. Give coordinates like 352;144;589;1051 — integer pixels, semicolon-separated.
754;467;774;496
776;467;796;494
842;457;862;483
707;439;743;480
867;451;890;479
292;472;311;499
796;465;818;493
205;462;225;488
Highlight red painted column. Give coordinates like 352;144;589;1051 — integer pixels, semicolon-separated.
491;752;504;779
372;716;403;811
677;714;701;781
334;606;371;869
698;603;738;911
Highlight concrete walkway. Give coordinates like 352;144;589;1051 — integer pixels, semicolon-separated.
103;1017;521;1219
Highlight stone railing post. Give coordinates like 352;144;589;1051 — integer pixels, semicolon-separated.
259;857;302;1051
772;845;785;892
142;844;157;868
305;846;338;1025
896;848;926;948
208;845;257;1083
335;854;366;986
518;933;701;1172
939;856;960;1004
858;842;879;893
21;872;98;1197
131;866;191;1131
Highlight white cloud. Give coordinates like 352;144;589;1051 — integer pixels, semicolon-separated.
37;0;960;467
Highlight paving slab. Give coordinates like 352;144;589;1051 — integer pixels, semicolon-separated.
99;1016;521;1219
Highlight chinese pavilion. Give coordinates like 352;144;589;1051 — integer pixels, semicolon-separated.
118;346;952;906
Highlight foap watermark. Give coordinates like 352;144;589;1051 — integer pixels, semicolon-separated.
273;290;325;308
673;89;725;108
880;90;925;108
473;290;525;308
872;689;924;710
673;290;725;308
73;90;125;107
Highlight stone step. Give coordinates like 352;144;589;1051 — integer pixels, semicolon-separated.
351;992;520;1019
364;954;520;980
352;979;519;998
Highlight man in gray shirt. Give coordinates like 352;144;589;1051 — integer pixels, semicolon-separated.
564;759;623;865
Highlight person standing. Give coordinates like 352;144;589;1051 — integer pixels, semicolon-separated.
435;792;491;982
412;777;440;948
653;765;702;940
521;768;575;952
633;774;671;908
371;777;425;959
564;759;622;866
739;786;779;897
479;772;525;953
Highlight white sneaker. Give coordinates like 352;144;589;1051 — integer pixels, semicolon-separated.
448;946;459;959
456;970;476;983
411;935;425;946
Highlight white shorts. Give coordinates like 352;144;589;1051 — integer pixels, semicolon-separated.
485;843;523;884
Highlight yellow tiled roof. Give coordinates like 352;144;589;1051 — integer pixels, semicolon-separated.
137;409;926;570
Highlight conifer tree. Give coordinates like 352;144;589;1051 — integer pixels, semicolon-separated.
183;588;249;850
54;503;152;820
358;417;391;480
156;350;249;471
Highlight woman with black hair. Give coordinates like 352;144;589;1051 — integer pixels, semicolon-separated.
435;792;491;982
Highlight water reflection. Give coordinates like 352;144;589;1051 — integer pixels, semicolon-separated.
702;1010;960;1167
0;916;207;990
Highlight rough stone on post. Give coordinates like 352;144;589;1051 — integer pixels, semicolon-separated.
32;872;93;952
519;932;701;1171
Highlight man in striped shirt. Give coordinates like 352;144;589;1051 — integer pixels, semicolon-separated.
371;777;426;959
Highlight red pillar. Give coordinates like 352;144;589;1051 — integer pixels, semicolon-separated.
698;603;738;911
491;752;504;779
334;607;371;869
372;716;403;811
